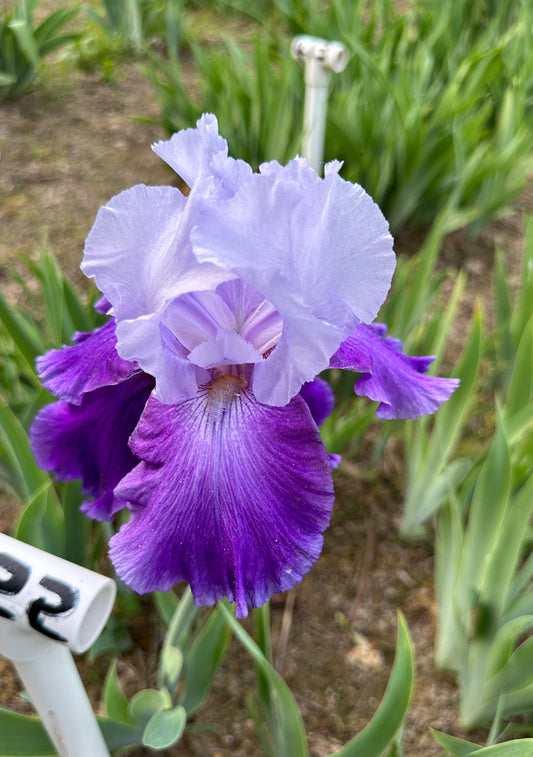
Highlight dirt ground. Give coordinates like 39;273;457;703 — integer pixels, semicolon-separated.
0;54;528;756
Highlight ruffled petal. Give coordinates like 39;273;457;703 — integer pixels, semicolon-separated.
152;113;228;186
109;388;334;617
36;320;138;405
152;113;252;195
30;373;155;520
82;183;233;380
193;157;395;326
83;184;230;318
192;159;395;405
330;324;459;419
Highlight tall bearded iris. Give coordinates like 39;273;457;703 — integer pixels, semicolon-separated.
31;114;458;618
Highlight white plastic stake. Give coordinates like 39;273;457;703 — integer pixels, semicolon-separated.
291;35;349;174
0;533;116;757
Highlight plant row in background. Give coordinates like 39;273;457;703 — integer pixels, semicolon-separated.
0;0;79;97
2;0;533;235
141;0;533;234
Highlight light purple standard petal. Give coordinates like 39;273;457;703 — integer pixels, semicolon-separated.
152;113;252;195
152;113;227;186
330;324;459;419
110;385;334;617
192;158;395;405
37;320;139;405
82;183;233;381
30;372;155;520
82;184;231;320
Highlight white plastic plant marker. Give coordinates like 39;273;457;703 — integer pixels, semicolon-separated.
0;533;116;757
291;34;349;174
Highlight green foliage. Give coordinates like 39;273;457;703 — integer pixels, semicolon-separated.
435;386;533;727
433;729;533;756
87;0;186;55
143;0;533;233
224;602;308;756
0;0;79;98
140;29;304;170
312;0;533;233
426;220;533;729
101;589;231;751
400;305;482;536
0;249;102;562
223;606;415;757
330;614;414;757
396;212;533;536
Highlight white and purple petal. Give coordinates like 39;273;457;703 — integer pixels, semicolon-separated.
110;386;334;618
31;372;155;520
330;324;459;419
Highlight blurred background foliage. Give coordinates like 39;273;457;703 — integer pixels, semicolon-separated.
2;0;533;233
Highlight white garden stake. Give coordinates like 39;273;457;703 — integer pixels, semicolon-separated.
0;533;116;757
291;35;349;174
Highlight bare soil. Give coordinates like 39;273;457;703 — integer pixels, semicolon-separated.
0;54;528;757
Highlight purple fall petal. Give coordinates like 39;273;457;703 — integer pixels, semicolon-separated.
299;377;336;426
110;387;334;618
330;324;459;419
31;372;155;520
37;320;138;405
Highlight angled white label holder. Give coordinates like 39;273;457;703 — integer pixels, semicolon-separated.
0;533;116;757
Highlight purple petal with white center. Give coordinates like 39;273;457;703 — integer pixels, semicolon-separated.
192;158;395;405
109;386;334;617
299;377;336;426
37;320;138;405
30;372;155;520
330;324;459;419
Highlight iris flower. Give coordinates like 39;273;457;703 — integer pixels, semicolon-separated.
31;114;458;618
